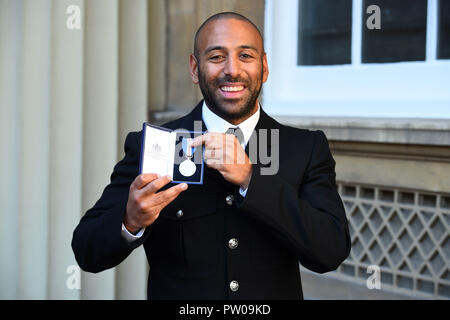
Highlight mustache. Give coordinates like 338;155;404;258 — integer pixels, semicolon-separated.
214;76;249;86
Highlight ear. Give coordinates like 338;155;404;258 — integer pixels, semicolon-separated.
189;54;199;84
262;53;269;83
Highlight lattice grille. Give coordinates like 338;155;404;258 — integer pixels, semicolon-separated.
335;183;450;299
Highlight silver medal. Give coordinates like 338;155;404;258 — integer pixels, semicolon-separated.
179;138;196;177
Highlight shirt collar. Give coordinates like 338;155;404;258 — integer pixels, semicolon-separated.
202;101;260;146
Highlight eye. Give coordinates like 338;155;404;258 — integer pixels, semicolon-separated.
240;53;253;59
209;55;225;61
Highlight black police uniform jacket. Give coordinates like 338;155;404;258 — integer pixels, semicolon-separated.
72;101;351;300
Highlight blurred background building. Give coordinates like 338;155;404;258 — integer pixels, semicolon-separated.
0;0;449;300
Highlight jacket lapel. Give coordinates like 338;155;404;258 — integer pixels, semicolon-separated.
176;101;207;132
245;107;278;167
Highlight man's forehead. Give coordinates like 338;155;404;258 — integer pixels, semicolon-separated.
197;18;263;52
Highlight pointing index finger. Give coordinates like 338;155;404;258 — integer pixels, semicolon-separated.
189;134;208;148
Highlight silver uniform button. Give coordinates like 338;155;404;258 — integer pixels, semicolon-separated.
176;210;183;218
229;280;239;292
228;238;238;250
225;195;234;206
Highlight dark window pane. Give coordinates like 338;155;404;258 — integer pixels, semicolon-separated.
362;0;427;63
298;0;352;65
438;0;450;59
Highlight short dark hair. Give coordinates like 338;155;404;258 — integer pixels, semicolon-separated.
193;12;264;59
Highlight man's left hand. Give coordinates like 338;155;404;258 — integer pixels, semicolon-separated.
190;133;252;189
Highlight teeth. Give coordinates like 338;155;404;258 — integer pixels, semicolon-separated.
221;86;244;92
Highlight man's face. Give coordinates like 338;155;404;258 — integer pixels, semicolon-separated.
190;18;269;124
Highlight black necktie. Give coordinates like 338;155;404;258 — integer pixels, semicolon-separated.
226;126;245;145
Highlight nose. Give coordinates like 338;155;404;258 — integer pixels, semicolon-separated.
223;55;240;78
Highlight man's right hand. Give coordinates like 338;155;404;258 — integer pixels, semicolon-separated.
123;173;188;234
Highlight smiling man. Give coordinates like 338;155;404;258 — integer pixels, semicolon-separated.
72;12;351;300
192;13;267;125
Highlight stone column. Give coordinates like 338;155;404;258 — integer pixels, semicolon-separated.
148;0;167;112
17;0;51;299
81;0;119;300
47;0;84;299
115;0;149;300
0;0;22;299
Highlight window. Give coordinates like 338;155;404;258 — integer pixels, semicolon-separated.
438;0;450;59
298;0;352;65
362;0;428;63
264;0;450;119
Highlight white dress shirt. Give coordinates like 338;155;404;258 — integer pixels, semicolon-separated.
121;101;261;242
201;101;260;149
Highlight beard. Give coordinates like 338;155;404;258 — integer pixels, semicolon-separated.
197;65;263;121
